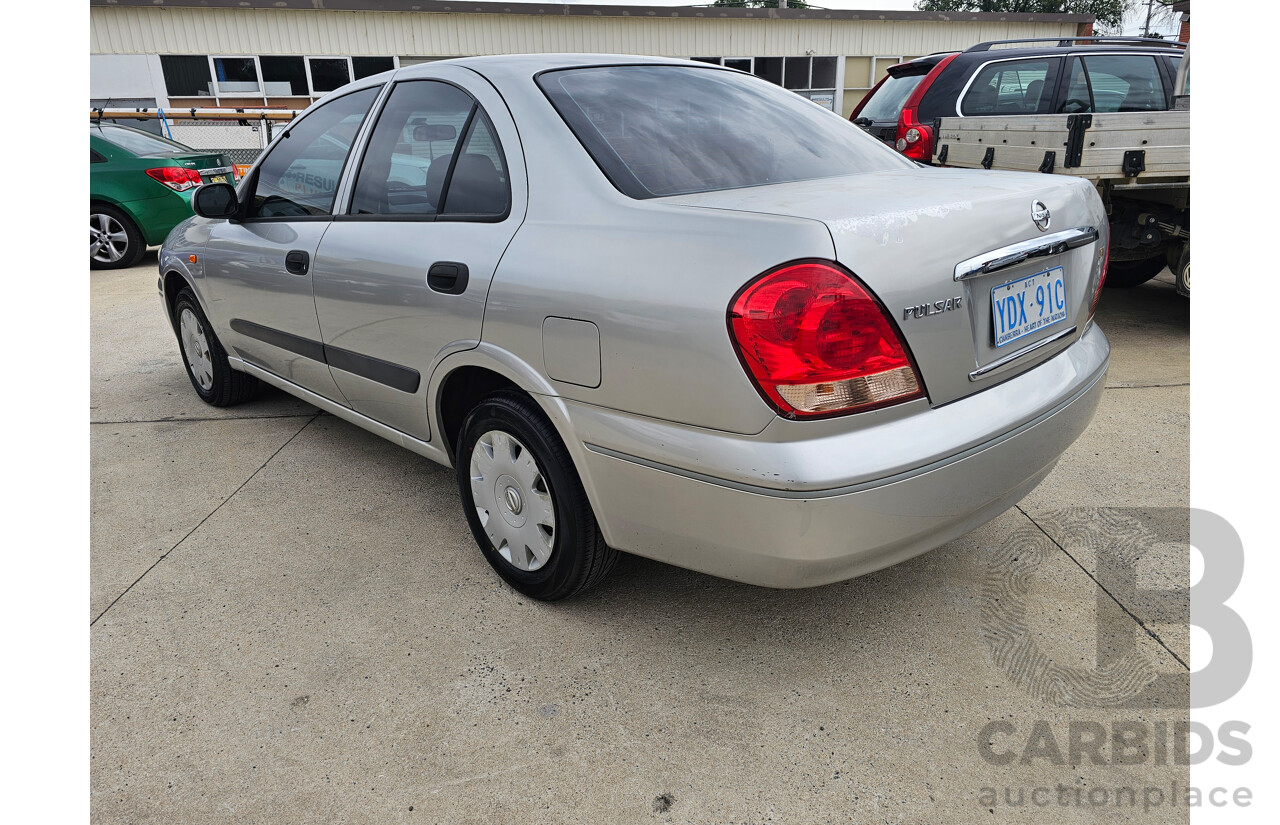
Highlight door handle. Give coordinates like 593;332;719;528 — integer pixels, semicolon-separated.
285;249;310;275
427;262;469;295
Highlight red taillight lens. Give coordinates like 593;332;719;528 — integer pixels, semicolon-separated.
728;262;925;417
145;166;203;192
1090;242;1110;317
896;110;934;162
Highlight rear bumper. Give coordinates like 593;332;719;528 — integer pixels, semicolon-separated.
122;190;195;246
562;324;1109;588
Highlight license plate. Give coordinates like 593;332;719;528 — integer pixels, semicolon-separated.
991;266;1068;347
206;174;229;185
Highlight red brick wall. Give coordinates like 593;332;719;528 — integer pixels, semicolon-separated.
1179;17;1190;43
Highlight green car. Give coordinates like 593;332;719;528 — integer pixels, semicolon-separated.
90;124;237;270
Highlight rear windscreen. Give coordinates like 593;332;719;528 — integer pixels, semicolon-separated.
93;125;190;156
856;72;927;121
537;65;911;199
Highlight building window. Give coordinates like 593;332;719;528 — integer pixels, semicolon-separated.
159;55;400;104
160;55;213;97
352;57;395;80
212;57;261;95
260;56;309;96
308;58;352;93
693;56;839;111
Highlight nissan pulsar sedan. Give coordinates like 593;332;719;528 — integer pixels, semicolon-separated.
159;55;1110;601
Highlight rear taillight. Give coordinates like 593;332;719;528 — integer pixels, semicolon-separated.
895;113;933;161
893;53;958;163
1090;242;1110;318
728;261;925;418
146;166;203;192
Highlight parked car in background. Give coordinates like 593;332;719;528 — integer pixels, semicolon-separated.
850;37;1185;165
90;123;236;269
160;55;1109;601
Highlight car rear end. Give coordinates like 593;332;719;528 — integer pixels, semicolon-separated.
91;125;238;245
487;58;1110;587
850;53;957;163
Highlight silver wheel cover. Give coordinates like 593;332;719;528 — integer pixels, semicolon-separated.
469;430;556;572
179;308;215;391
90;213;130;264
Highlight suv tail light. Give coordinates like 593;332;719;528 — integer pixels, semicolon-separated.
146;166;203;192
894;53;958;163
728;261;925;418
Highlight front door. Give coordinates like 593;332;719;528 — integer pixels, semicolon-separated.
313;72;526;441
202;84;382;401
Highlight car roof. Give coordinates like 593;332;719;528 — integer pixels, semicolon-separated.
394;53;714;84
954;44;1182;63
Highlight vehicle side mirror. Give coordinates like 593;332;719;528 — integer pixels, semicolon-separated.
192;182;240;219
413;124;456;142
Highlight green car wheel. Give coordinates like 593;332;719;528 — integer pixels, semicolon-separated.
90;204;146;270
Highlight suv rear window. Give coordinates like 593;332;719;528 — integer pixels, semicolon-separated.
857;71;928;121
538;65;910;199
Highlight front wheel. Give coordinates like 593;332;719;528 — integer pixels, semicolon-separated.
457;391;617;601
172;287;259;406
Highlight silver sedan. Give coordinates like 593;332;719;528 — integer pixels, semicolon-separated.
158;54;1109;600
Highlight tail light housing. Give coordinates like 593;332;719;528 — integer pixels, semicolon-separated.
1090;241;1110;318
728;261;925;418
146;166;203;192
894;53;958;163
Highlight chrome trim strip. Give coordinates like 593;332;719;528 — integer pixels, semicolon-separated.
969;325;1077;381
584;356;1107;500
954;226;1098;281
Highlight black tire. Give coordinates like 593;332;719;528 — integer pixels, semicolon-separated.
1104;255;1166;289
90;203;147;270
1173;245;1190;296
456;390;617;601
172;287;259;406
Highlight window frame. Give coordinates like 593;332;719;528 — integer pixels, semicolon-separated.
957;56;1063;117
305;56;355;97
209;55;263;97
336;78;512;224
1075;53;1169;113
238;84;385;224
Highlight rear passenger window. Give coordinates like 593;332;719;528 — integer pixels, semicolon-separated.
348;80;509;219
441;113;509;218
349;81;471;216
961;59;1058;116
248;86;379;219
1080;55;1167;112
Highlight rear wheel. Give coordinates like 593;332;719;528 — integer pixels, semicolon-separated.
90;204;146;270
172;287;259;406
1104;255;1166;289
1171;244;1190;296
457;390;617;601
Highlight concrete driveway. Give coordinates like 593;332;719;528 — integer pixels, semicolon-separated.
91;259;1189;824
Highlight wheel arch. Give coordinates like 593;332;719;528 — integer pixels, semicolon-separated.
430;345;561;462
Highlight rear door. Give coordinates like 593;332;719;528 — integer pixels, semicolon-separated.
312;67;526;441
201;85;381;401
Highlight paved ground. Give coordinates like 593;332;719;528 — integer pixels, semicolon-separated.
91;258;1189;824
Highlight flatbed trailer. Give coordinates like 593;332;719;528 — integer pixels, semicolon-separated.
932;105;1190;295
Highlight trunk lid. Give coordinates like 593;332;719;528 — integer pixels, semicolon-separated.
165;153;237;185
664;168;1107;406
